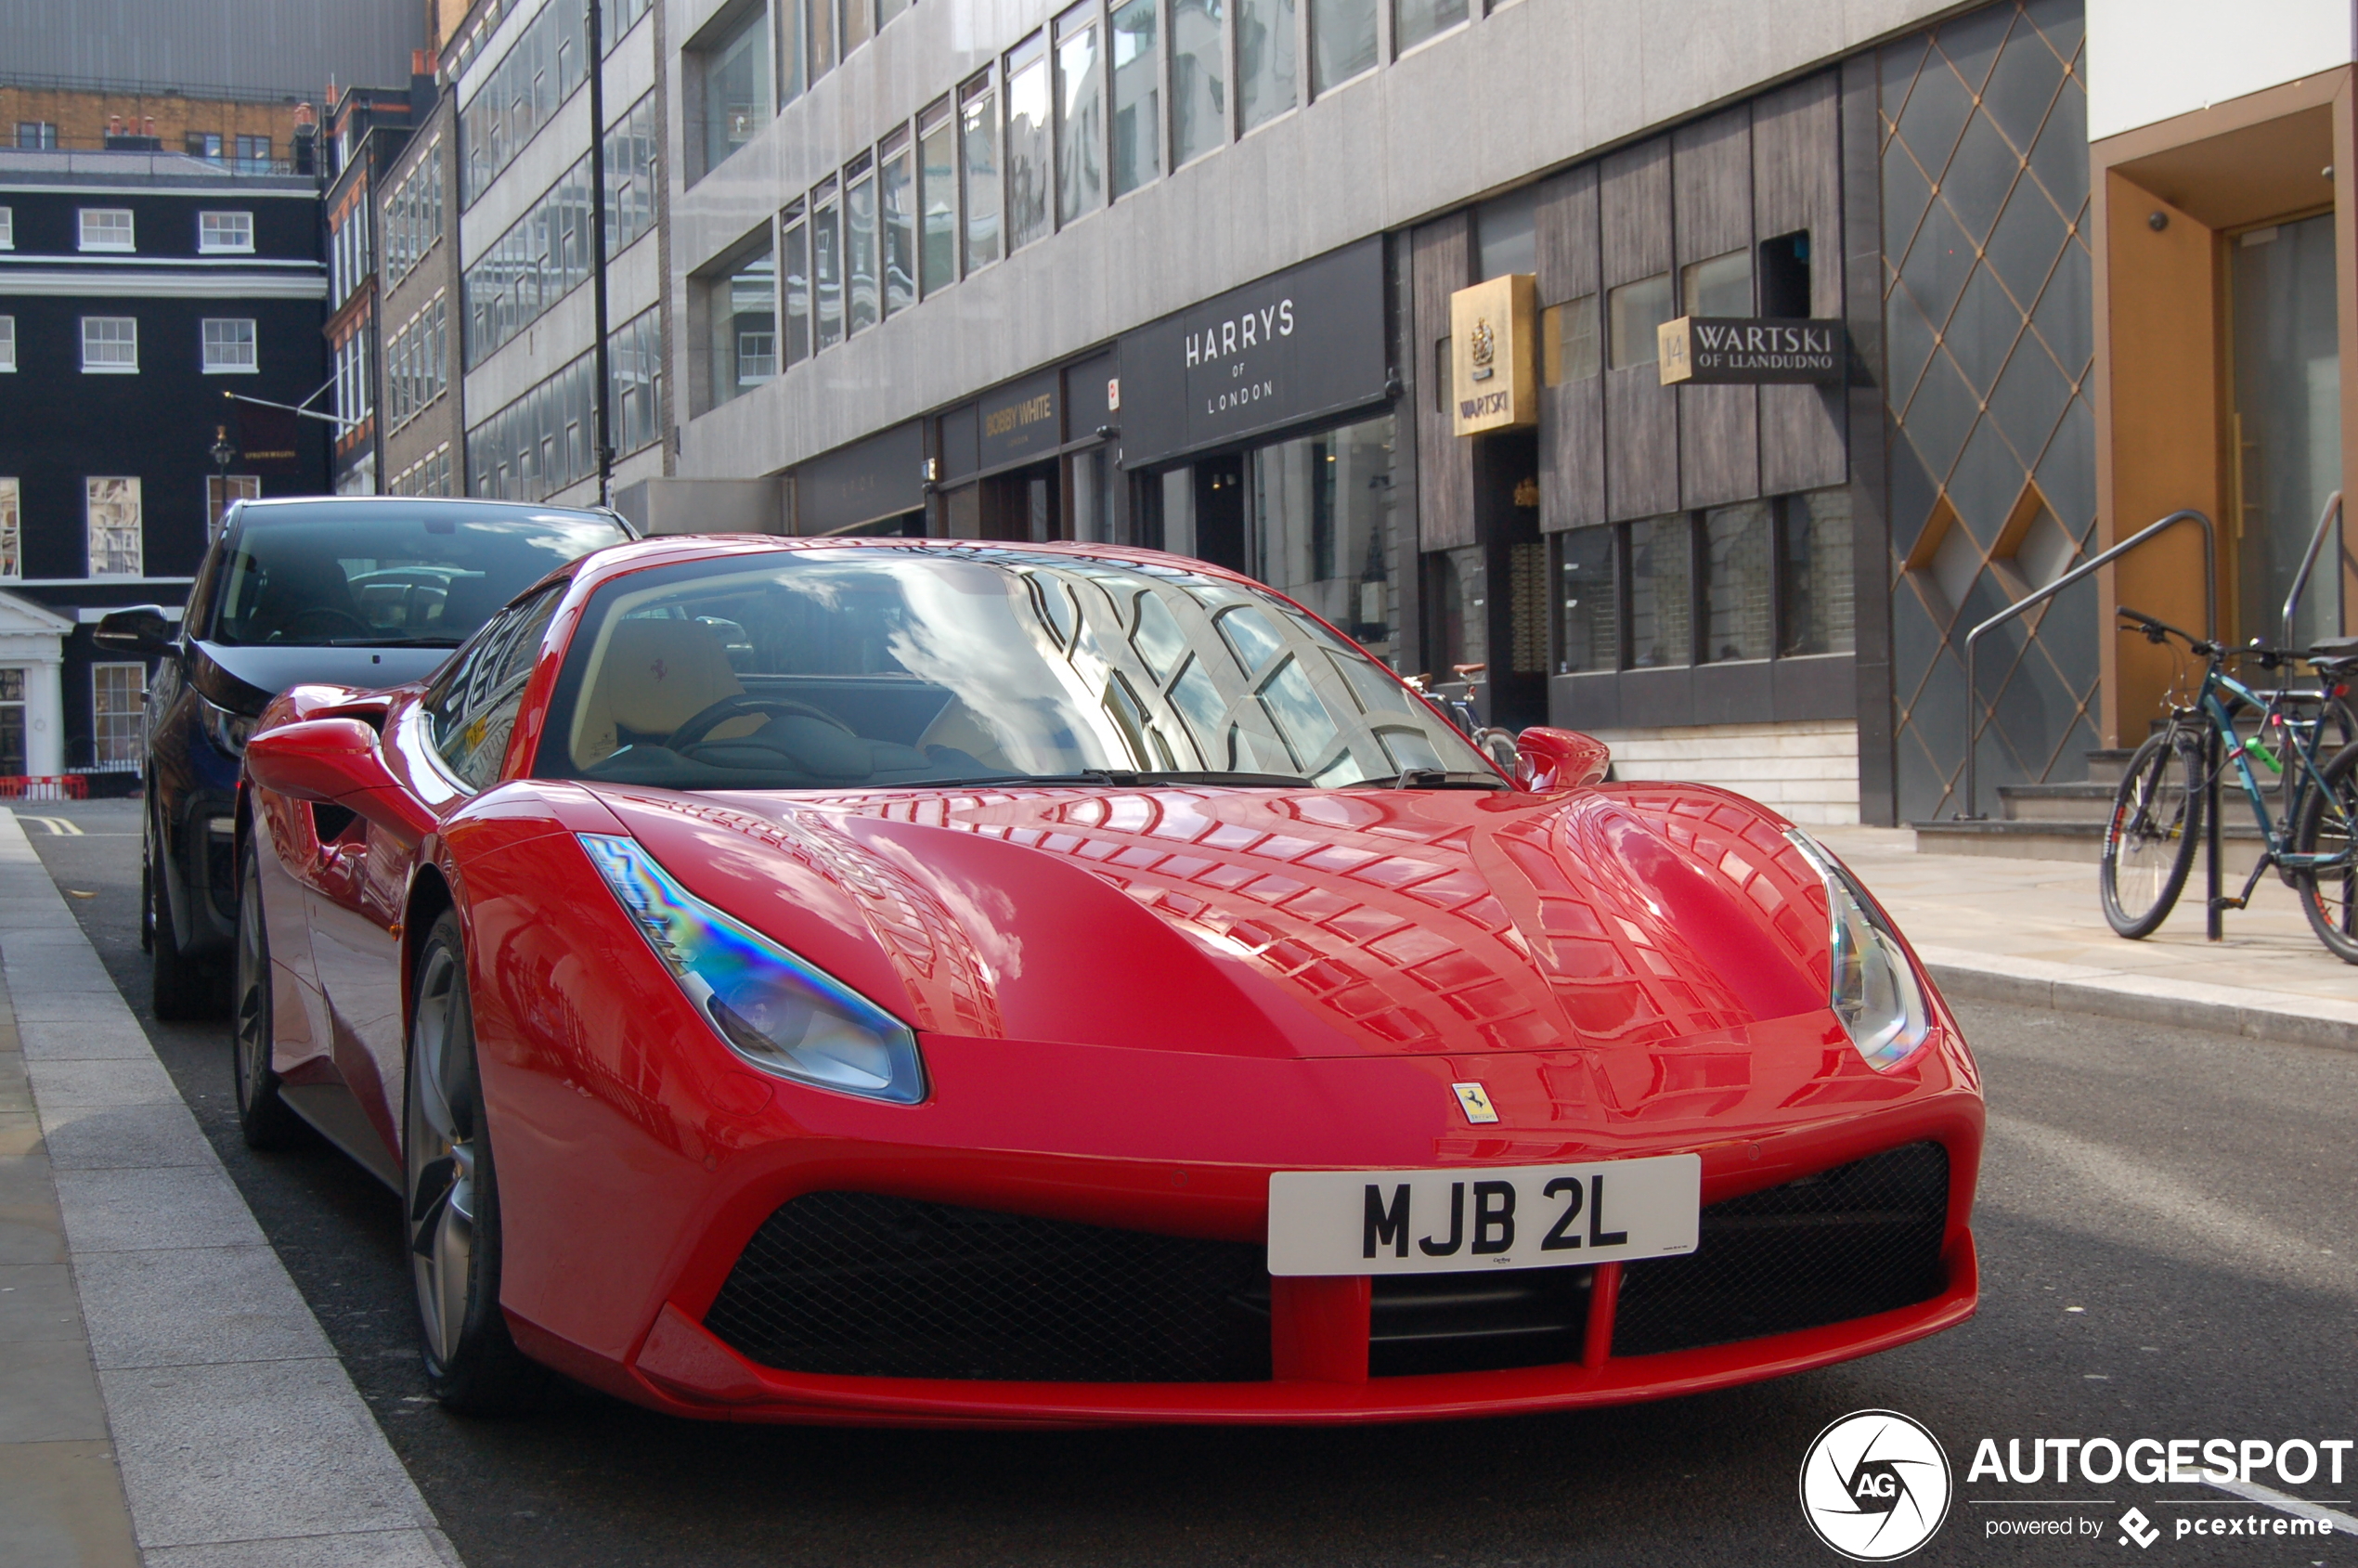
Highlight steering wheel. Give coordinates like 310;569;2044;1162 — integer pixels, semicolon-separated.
271;606;374;641
663;695;857;750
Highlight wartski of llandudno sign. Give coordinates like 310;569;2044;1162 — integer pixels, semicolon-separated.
1657;316;1847;385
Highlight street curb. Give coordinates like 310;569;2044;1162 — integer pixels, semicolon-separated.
0;809;465;1566
1922;951;2358;1051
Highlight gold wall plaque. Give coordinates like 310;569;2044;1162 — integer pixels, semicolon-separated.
1449;274;1538;435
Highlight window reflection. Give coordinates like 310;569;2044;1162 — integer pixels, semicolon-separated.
1248;414;1397;664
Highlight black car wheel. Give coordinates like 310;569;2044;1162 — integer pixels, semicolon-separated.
406;909;545;1414
231;836;304;1149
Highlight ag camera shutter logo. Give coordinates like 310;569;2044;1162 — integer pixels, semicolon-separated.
1799;1409;1953;1561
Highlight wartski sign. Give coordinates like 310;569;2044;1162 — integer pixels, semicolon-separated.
1657;316;1846;384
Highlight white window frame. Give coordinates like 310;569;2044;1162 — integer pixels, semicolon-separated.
78;208;134;252
201;317;257;374
0;316;14;372
0;477;19;580
198;210;253;253
84;476;142;577
206;473;260;540
81;317;137;373
0;207;12;250
89;663;147;769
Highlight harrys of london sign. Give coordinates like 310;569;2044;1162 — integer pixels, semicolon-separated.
1657;317;1847;385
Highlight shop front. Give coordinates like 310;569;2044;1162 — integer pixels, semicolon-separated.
932;358;1121;546
1116;238;1406;670
794;420;927;537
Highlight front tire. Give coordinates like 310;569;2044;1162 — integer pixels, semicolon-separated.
231;836;304;1149
2289;742;2358;964
2100;727;2204;939
405;910;543;1413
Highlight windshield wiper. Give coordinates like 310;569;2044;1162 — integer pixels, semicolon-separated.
1338;769;1510;790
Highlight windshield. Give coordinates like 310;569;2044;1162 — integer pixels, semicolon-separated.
537;546;1497;793
208;506;628;647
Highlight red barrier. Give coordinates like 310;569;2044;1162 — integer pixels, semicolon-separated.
0;776;90;801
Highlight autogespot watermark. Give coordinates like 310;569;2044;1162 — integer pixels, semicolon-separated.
1800;1413;2354;1556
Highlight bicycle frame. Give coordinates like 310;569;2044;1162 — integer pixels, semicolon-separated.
2187;658;2354;895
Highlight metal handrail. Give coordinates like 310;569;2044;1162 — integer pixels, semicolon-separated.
1955;508;2216;823
2280;490;2345;647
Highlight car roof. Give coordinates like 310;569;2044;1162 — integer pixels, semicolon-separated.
561;533;1266;600
227;495;626;526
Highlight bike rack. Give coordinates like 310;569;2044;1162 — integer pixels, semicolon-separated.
1952;509;2223;937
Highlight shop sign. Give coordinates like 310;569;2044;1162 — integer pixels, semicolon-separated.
796;421;925;534
1657;317;1846;384
1449;274;1538;436
1117;238;1389;468
978;369;1060;469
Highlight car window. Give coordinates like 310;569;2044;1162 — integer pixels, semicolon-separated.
426;586;564;790
534;546;1498;793
208;505;625;649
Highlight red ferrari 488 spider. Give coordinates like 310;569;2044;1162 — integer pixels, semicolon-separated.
235;536;1981;1424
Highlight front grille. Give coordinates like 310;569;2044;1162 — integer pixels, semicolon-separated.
1370;1267;1592;1377
1611;1141;1950;1358
704;1191;1273;1382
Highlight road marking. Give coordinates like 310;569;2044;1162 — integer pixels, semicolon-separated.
2198;1477;2358;1537
20;816;81;836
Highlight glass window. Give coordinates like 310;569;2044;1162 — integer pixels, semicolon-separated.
811;178;843;349
1055;4;1105;226
459;0;589;204
918;100;957;292
807;0;836;82
780;200;810;368
1004;35;1052;251
1608;273;1673;370
959;73;1001;271
187;131;223;159
201;318;256;374
0;207;10;248
16;123;58;149
1781;487;1855;655
0;316;13;372
1542;294;1600;384
207;474;261;539
234;134;272;172
91;665;145;768
844;151;879;335
198;211;253;253
698;6;771;179
82;317;137;372
540;548;1495;790
1109;0;1160;197
429;587;566;789
0;668;21;774
877;0;910;27
878;128;915;317
779;0;808;101
1237;0;1296;131
1393;0;1466;53
1311;0;1376;93
1702;500;1771;662
0;477;18;578
79;208;133;252
1247;414;1398;663
1554;525;1615;673
839;0;874;57
1682;248;1751;316
1626;516;1691;667
710;240;777;406
85;477;142;577
603;93;659;254
1426;544;1486;676
1171;0;1224;167
609;307;665;459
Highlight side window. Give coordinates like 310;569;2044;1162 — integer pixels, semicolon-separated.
428;588;564;789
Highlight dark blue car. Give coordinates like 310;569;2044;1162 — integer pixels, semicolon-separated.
96;496;633;1017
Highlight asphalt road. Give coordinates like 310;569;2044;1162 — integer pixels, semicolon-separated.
18;796;2356;1567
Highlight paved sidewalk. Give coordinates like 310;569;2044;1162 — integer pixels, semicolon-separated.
0;809;460;1567
1819;826;2358;1049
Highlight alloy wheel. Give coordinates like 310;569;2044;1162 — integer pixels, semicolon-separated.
406;943;478;1370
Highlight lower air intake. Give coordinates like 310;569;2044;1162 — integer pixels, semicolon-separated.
704;1191;1273;1382
1611;1141;1950;1357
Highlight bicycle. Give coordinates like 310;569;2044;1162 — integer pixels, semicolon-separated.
1408;663;1522;773
2100;607;2358;958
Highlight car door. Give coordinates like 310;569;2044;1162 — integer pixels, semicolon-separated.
305;587;564;1165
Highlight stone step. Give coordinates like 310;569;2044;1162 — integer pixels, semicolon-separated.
1999;775;2291;823
1912;815;2271;873
2083;748;2134;787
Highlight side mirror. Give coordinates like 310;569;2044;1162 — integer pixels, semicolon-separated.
92;605;175;657
1514;727;1612;792
244;718;435;844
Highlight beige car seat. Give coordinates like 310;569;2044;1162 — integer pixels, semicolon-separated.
573;616;765;766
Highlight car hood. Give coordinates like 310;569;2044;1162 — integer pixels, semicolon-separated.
586;783;1837;1061
192;640;454;714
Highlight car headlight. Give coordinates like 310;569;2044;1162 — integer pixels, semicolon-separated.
200;695;256;757
1783;828;1932;1070
580;834;926;1104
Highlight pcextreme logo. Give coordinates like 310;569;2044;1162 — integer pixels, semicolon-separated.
1800;1410;1955;1561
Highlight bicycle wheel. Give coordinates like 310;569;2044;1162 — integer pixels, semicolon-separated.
2289;740;2358;964
2100;727;2205;939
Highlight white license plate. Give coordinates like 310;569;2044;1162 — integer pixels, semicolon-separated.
1266;1155;1702;1276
